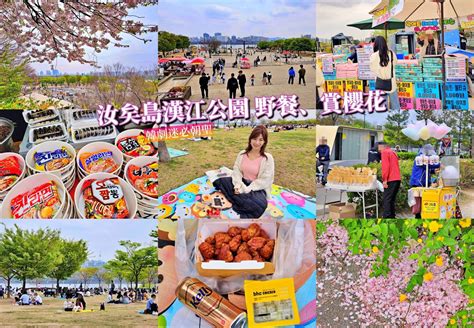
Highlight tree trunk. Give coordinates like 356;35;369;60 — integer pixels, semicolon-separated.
22;277;26;290
56;278;60;291
7;277;11;298
135;277;139;291
158;141;171;163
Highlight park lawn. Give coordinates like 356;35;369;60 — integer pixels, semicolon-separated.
0;295;156;327
159;127;316;197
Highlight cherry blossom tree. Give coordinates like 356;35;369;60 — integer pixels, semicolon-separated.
0;1;158;66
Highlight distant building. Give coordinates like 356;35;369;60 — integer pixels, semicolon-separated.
214;32;222;37
203;33;210;42
303;34;312;39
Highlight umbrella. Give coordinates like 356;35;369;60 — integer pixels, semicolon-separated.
347;17;405;38
191;57;205;64
159;58;171;63
168;57;187;62
241;57;249;61
370;0;474;108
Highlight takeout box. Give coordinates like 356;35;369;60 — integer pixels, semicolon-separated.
328;202;356;219
195;219;277;277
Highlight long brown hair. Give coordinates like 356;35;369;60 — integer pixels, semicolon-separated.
245;125;268;158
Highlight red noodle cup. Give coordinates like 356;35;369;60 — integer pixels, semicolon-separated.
0;152;26;199
115;129;158;163
76;142;123;177
74;172;137;219
1;173;67;219
124;156;158;207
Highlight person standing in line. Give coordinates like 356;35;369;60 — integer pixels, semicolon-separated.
298;65;306;85
238;70;247;97
227;73;239;99
199;72;210;99
288;66;295;84
378;142;401;218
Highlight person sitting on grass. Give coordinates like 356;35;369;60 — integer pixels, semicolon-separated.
32;293;43;305
121;292;131;304
75;293;86;311
19;290;31;305
144;294;158;314
64;299;75;312
106;291;114;304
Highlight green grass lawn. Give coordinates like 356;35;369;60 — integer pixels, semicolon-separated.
159;127;316;197
0;295;156;327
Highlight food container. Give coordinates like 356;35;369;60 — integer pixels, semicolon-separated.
23;109;59;125
29;123;68;144
1;173;67;219
71;124;117;144
70;109;98;124
76;141;123;178
0;152;26;201
74;172;137;219
115;129;158;163
0;118;14;153
195;219;277;277
124;156;158;209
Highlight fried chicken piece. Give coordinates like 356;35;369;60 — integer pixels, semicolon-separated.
227;226;242;237
251;251;264;262
259;239;275;260
217;244;233;262
241;229;250;242
237;242;249;254
199;242;215;260
234;251;252;262
215;232;232;249
229;235;242;253
247;237;267;251
247;223;261;239
257;229;269;239
205;236;215;245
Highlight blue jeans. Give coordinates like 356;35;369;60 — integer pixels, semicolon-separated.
385;91;401;110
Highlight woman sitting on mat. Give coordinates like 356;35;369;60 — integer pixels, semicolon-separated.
74;294;86;312
213;125;275;218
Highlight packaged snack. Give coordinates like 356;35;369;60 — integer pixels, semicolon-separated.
34;147;72;171
244;278;300;328
79;150;119;173
10;181;61;219
0;156;22;192
127;162;158;198
117;133;156;157
82;178;129;219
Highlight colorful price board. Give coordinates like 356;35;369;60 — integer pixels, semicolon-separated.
399;97;415;110
326;80;344;95
345;80;363;92
397;82;414;98
415;82;440;99
445;82;469;110
416;98;442;110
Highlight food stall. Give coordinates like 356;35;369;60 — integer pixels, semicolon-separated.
0;109;159;219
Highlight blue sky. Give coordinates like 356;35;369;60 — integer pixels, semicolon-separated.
0;220;157;261
31;5;159;74
157;0;315;38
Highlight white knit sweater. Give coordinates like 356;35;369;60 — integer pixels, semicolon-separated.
370;50;398;93
231;150;274;197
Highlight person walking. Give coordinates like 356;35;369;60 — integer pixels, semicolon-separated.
262;72;268;85
221;72;226;85
227;73;239;99
378;142;401;218
298;65;306;85
370;36;401;109
199;72;210;99
288;66;295;84
250;74;255;86
267;71;272;85
237;70;247;97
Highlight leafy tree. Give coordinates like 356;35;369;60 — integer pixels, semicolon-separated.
159;31;177;57
49;239;88;291
289;38;315;53
0;225;62;289
78;267;99;288
0;44;31;108
104;259;127;289
175;35;190;50
384;109;411;149
95;268;108;288
113;241;157;292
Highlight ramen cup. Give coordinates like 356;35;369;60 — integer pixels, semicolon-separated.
76;142;123;177
115;129;158;163
0;152;26;200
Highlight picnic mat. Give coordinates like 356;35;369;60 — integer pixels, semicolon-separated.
168;148;189;158
156;175;316;220
157;220;317;328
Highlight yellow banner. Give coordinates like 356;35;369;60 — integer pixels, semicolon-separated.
326;80;344;94
345;80;363;92
397;82;414;98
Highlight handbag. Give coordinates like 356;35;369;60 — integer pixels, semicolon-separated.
375;51;393;91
